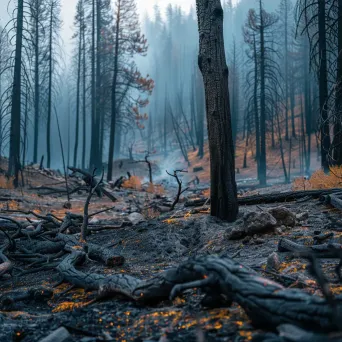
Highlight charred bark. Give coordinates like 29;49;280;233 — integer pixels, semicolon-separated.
196;0;238;221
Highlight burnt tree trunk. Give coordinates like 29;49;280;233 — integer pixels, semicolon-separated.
82;7;87;170
89;0;97;170
74;21;82;167
196;0;238;221
33;0;41;164
333;0;342;166
107;1;120;182
318;0;330;172
8;0;24;187
253;33;261;181
259;0;267;186
46;2;54;169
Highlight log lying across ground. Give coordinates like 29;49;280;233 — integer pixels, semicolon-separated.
185;188;342;207
57;251;342;332
278;238;342;257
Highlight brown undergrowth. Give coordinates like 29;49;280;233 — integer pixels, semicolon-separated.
293;166;342;190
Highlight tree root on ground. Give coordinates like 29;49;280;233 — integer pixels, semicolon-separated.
56;251;342;332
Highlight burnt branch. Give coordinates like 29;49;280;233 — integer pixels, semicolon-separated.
81;168;104;242
166;170;189;211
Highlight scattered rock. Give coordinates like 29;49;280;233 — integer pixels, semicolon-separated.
275;227;283;235
39;327;70;342
226;227;245;240
296;212;309;222
242;236;252;244
63;201;72;209
268;207;296;227
253;238;265;245
212;246;222;253
128;212;146;225
243;211;277;234
267;252;281;271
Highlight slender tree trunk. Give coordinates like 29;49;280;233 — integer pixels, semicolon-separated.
95;0;102;167
318;0;330;172
271;99;275;148
73;27;82;167
253;34;260;180
196;0;238;221
284;0;289;141
67;93;70;166
332;0;342;165
259;0;267;186
164;90;168;158
290;69;296;138
33;1;40;164
304;37;311;173
107;1;121;182
22;87;28;168
46;4;54;169
276;103;288;183
89;0;97;170
300;96;307;174
9;0;24;186
82;10;86;170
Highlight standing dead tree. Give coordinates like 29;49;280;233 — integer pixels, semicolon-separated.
195;0;238;221
166;170;189;211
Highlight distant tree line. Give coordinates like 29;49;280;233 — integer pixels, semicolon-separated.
1;0;342;188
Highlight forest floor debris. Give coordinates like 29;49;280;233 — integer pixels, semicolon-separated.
1;175;342;341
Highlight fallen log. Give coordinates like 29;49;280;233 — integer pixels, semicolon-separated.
0;286;53;309
321;193;342;211
56;234;124;266
185;188;342;207
278;238;342;258
57;252;342;332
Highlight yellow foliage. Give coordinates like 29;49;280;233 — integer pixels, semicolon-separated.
293;167;342;190
122;176;142;190
0;175;14;189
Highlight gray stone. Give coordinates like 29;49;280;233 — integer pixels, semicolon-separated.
275;227;283;235
128;212;146;225
296;212;309;222
39;327;70;342
267;252;281;271
268;207;296;227
226;227;245;240
243;211;277;234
